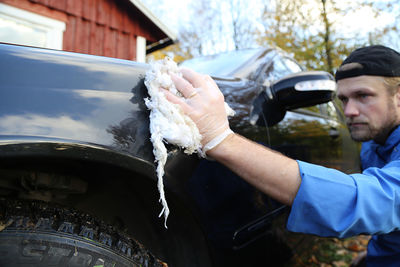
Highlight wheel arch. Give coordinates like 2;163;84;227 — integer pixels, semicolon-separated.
0;139;213;266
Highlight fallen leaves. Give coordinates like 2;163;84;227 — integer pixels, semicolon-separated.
286;235;371;267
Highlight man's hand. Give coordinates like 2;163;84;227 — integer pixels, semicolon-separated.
164;67;301;205
163;68;231;150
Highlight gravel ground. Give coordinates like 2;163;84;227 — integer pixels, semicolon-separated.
285;235;370;266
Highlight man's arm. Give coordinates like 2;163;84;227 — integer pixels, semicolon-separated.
162;67;400;237
207;133;301;205
166;68;301;205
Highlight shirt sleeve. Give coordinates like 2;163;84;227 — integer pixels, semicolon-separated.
287;160;400;238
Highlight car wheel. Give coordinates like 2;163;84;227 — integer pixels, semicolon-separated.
0;198;166;267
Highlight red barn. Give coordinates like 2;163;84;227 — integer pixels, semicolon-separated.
0;0;176;62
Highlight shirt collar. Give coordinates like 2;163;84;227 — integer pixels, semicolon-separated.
374;125;400;157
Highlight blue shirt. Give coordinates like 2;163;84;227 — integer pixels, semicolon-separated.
287;125;400;266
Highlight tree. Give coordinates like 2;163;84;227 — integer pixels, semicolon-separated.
148;0;225;61
147;0;263;61
258;0;400;73
366;0;400;50
225;0;260;50
258;0;358;74
147;43;192;63
145;0;399;69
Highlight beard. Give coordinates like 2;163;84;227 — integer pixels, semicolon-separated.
348;123;383;142
348;99;398;144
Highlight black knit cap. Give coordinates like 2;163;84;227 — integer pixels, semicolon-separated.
335;45;400;81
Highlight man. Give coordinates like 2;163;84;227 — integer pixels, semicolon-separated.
165;45;400;266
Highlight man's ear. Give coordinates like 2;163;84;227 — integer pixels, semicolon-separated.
396;86;400;107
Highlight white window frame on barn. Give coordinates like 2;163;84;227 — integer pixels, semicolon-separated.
0;3;65;50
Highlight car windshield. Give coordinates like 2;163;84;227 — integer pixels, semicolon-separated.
180;48;263;77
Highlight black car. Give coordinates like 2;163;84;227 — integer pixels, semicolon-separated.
0;43;360;267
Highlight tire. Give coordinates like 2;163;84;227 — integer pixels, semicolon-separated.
0;198;167;267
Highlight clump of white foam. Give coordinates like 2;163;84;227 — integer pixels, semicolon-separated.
144;57;234;228
144;57;202;228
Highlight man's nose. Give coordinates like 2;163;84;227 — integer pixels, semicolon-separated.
343;100;359;117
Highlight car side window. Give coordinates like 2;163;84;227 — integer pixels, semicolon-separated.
299;102;339;121
319;102;338;119
300;105;320;114
264;56;302;84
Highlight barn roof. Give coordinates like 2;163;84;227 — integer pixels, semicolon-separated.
130;0;176;41
129;0;177;53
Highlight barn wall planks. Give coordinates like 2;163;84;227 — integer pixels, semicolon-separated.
1;0;168;60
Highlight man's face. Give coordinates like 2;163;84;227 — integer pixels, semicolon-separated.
337;75;400;144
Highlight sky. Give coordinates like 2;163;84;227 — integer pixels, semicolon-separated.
142;0;394;33
140;0;192;32
321;1;395;39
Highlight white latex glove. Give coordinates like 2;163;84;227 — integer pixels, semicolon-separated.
164;68;234;154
